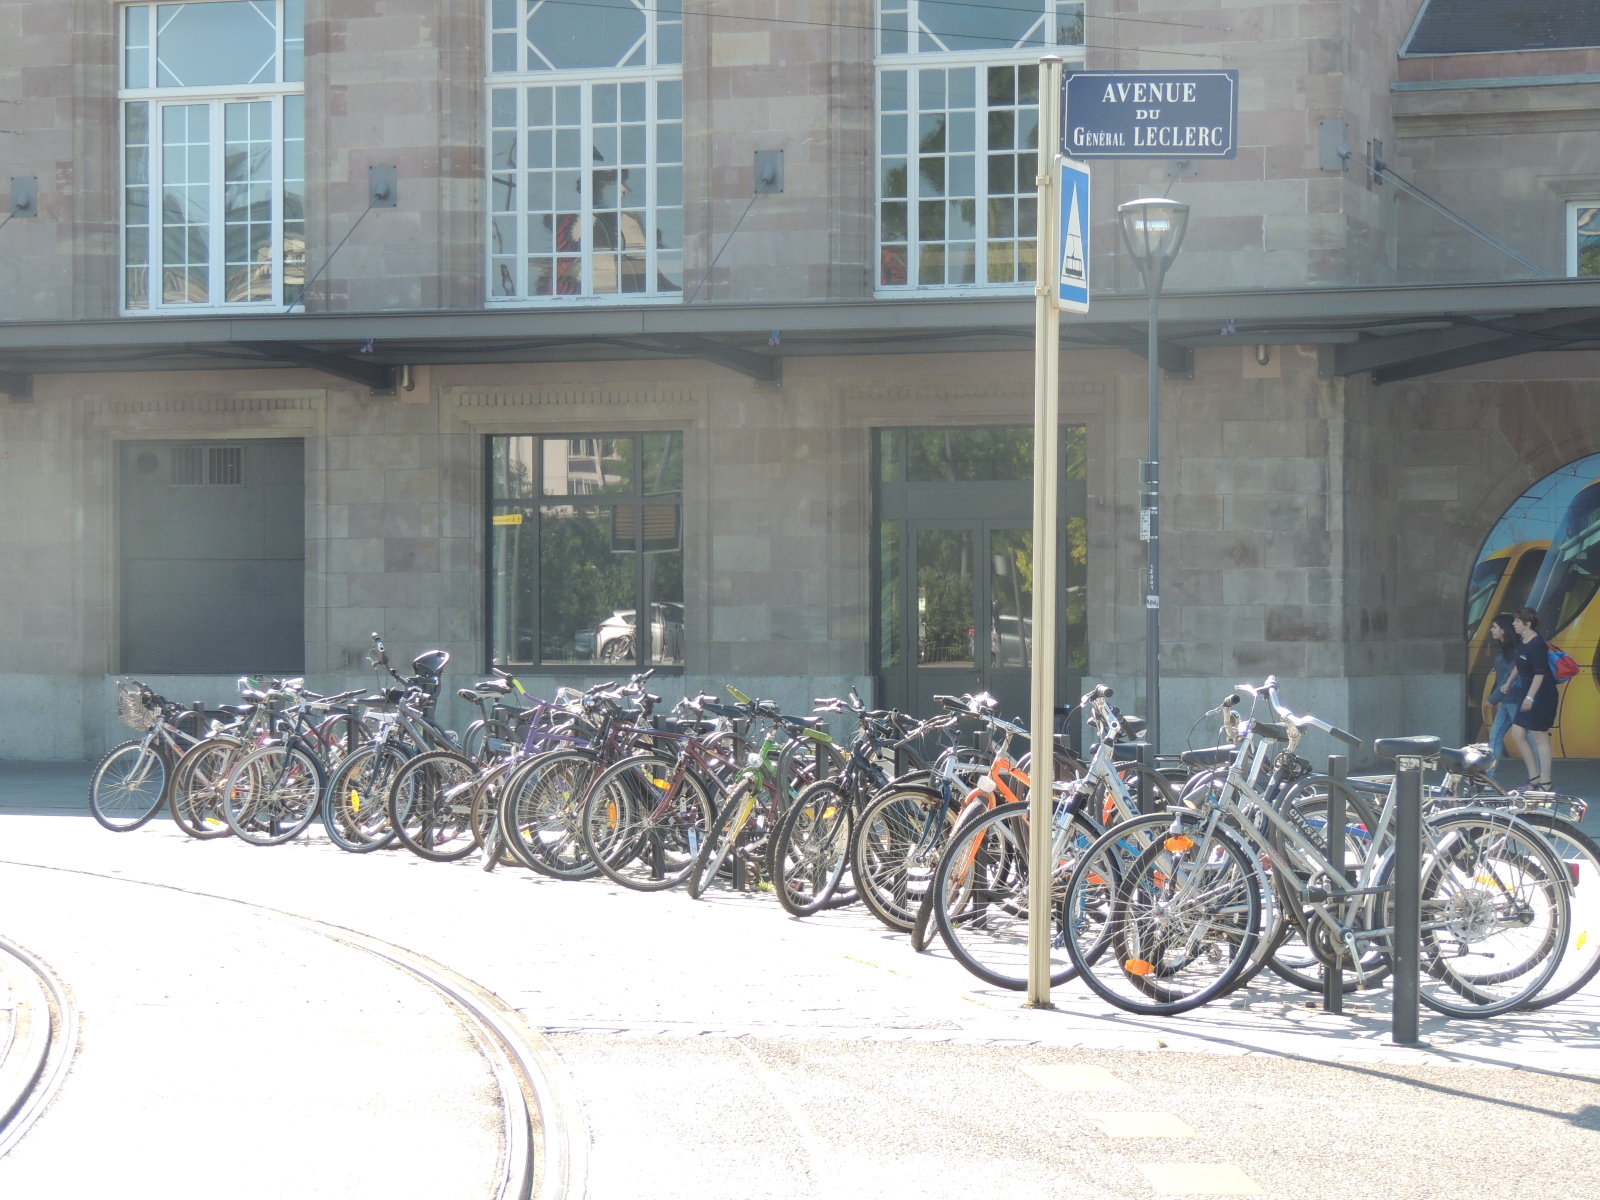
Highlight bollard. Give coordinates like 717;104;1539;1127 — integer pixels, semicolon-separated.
1139;742;1153;815
1322;754;1348;1014
1392;761;1422;1044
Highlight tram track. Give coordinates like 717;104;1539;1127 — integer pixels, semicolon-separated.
0;860;589;1200
0;932;76;1160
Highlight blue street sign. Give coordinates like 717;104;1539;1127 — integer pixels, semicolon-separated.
1058;157;1089;314
1064;71;1239;159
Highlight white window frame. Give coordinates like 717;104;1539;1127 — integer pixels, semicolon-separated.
874;1;1084;299
485;0;684;306
119;1;304;314
1567;200;1600;277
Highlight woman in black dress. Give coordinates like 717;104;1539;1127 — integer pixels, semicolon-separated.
1508;605;1557;789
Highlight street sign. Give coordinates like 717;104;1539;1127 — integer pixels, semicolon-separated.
1057;157;1089;314
1064;70;1239;159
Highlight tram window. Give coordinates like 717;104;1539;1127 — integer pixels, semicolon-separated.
1465;557;1508;639
1538;489;1600;634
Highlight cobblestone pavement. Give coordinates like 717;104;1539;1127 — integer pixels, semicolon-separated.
3;764;1600;1198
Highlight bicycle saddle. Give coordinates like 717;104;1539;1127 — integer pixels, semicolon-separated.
1437;744;1494;775
1374;735;1441;760
1180;745;1235;769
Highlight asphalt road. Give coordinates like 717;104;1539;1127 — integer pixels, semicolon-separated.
2;762;1598;1199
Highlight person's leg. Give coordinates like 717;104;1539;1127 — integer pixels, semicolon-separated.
1531;729;1554;786
1512;720;1539;785
1489;705;1514;776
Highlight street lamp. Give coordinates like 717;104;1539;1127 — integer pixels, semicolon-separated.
1118;197;1189;765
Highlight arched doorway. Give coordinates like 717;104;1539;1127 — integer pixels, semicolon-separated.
1468;454;1600;756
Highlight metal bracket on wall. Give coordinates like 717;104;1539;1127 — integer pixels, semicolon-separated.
10;177;36;218
661;334;781;386
236;341;398;394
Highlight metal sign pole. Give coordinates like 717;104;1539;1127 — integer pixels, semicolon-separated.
1026;55;1065;1008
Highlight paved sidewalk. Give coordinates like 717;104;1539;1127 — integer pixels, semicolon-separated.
3;762;1599;1198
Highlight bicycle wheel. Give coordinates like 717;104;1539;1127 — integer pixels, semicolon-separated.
930;801;1102;991
1067;816;1261;1015
1408;811;1570;1018
469;760;518;870
851;785;951;932
389;750;481;862
168;735;243;840
585;755;717;892
223;744;324;846
88;740;171;832
775;735;846;809
686;780;759;899
1514;812;1600;1010
769;780;853;916
499;750;604;879
463;719;518;764
322;743;410;852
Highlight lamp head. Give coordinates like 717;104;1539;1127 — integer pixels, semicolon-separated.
1117;197;1190;270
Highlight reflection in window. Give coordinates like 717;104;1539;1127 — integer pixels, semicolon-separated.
876;1;1081;292
989;529;1031;668
122;1;304;311
1570;203;1600;277
917;528;974;667
489;433;685;669
879;521;901;668
488;0;682;301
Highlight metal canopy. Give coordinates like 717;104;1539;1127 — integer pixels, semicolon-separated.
3;278;1600;392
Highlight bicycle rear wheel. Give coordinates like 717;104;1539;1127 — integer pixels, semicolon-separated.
389;750;481;862
499;750;603;879
88;740;171;832
686;780;758;899
769;780;853;916
851;785;950;932
1409;811;1570;1018
1514;812;1600;1010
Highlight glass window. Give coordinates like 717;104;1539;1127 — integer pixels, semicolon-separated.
121;2;305;312
1569;202;1600;277
487;1;682;302
876;2;1082;294
489;432;685;669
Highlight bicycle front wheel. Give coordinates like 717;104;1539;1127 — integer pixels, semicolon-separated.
322;743;410;852
168;735;243;840
223;745;324;846
583;755;717;892
389;750;481;862
1514;812;1600;1010
851;785;950;932
769;780;853;916
88;740;171;832
499;750;603;879
686;781;758;899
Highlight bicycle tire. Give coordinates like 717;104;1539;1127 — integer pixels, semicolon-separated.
910;795;996;951
582;753;717;892
469;760;518;869
931;800;1101;991
686;780;758;899
223;744;325;846
389;750;482;862
1514;812;1600;1010
1406;810;1570;1019
769;780;853;916
168;735;244;840
499;749;604;879
851;785;951;932
322;743;411;852
88;740;172;832
1067;815;1261;1015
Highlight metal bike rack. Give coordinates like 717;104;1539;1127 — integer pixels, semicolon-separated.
1322;754;1347;1014
1392;761;1422;1044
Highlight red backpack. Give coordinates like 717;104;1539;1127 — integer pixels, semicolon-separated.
1549;645;1580;683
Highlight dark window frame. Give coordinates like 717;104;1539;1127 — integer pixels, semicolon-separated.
485;431;685;674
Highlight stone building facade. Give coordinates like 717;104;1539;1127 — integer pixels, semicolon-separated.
3;0;1600;760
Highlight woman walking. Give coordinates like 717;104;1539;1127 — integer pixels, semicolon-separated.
1506;605;1557;790
1485;613;1521;780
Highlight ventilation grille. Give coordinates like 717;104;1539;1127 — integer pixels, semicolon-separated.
171;445;244;486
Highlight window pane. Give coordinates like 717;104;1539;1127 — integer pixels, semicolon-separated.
161;103;211;304
1578;206;1600;277
526;0;646;70
642;432;683;493
879;520;901;668
489;507;537;665
540;505;637;665
125;102;152;310
642;506;683;664
916;529;974;667
283;0;304;82
283;95;305;305
223;100;273;302
542;437;635;495
156;1;278;88
126;5;152;89
905;427;1032;481
492;436;538;499
918;0;1044;52
989;528;1032;668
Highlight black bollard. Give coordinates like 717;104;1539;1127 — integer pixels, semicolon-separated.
1322;755;1348;1014
1392;762;1422;1044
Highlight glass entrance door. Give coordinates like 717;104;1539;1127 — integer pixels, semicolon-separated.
875;426;1087;720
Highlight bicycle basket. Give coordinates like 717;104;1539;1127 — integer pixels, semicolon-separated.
117;680;161;732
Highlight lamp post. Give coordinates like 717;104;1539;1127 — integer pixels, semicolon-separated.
1117;198;1189;761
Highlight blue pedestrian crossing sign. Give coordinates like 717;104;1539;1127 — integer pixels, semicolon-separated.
1057;157;1090;314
